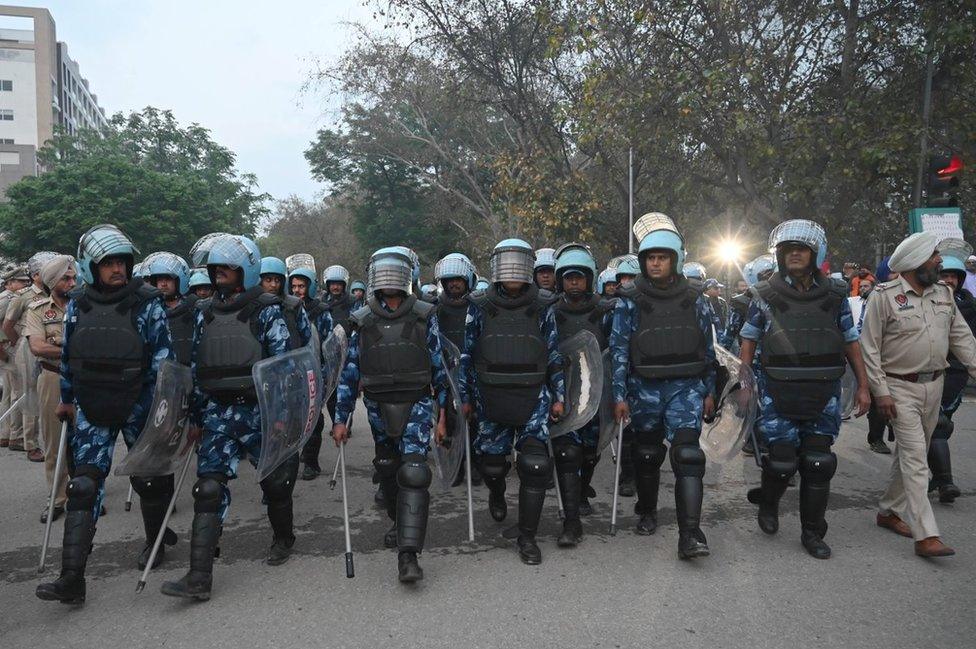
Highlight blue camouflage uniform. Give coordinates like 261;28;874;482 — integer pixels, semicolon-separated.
610;295;716;440
60;296;174;520
190;303;297;521
740;277;858;446
334;298;448;457
460;297;566;454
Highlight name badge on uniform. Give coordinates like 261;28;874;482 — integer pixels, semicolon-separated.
894;294;914;311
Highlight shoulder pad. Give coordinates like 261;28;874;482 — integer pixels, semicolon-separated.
686;277;704;292
350;303;372;327
616;283;639;300
68;286;85;300
874;281;897;292
28;296;49;309
412;298;436;318
827;277;849;299
135;283;163;302
281;294;301;310
197;297;214;313
469;290;489;307
535;288;558;307
598;297;618;312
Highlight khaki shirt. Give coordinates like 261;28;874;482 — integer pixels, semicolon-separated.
0;289;14;343
860;276;976;397
5;284;43;335
24;294;65;361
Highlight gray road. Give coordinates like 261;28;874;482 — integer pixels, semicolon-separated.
1;401;974;649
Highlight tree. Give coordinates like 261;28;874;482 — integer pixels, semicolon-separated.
0;107;267;260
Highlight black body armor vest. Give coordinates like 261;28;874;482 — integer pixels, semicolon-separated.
326;292;354;334
166;294;198;366
67;279;156;427
948;289;976;372
196;287;279;404
436;295;469;351
755;274;847;420
351;294;434;404
618;276;706;380
553;293;614;350
470;284;555;426
280;294;304;350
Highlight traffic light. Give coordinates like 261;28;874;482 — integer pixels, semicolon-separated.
925;153;963;207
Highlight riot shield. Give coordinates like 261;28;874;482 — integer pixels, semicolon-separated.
430;335;466;490
596;349;617;452
115;360;194;477
549;331;603;437
700;345;758;463
255;344;324;482
17;338;40;412
321;325;348;403
840;364;857;419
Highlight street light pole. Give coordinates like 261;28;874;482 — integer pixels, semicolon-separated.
628;146;634;253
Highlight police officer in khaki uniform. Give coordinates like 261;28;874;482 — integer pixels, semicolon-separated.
1;262;39;455
25;255;76;523
0;264;30;449
860;232;976;558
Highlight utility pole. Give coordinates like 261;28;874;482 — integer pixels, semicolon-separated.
912;36;935;209
628;146;634;253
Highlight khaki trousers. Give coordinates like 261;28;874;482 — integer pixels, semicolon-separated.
878;376;942;541
2;361;25;445
15;340;39;451
0;363;11;441
38;368;67;507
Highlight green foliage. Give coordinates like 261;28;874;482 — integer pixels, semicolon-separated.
0;107;267;260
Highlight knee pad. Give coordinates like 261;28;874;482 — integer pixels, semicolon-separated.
799;435;836;483
762;442;798;480
934;413;954;441
192;474;226;514
581;446;599;468
669;429;705;478
552;438;582;472
260;455;299;502
372;441;401;481
397;454;432;490
129;474;175;501
634;429;667;472
65;474;99;511
516;439;552;489
478;454;511;481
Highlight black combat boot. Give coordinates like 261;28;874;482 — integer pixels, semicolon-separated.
137;495;177;570
160;512;221;600
35;508;94;604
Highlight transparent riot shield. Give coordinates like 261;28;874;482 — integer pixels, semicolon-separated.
430;336;467;490
840;364;857;419
549;330;603;437
115;360;194;477
255;344;324;482
701;345;758;463
596;349;617;452
321;325;348;403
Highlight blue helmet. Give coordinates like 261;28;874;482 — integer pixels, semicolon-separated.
637;230;685;273
322;265;350;288
534;247;556;270
615;254;641;282
203;234;262;290
554;244;598;292
491;239;535;284
77;224;139;285
289;268;318;297
189;232;231;268
941;254;966;285
682;262;706;280
420;283;439;301
350;279;366;293
596;268;616;294
369;247;415;295
769;219;827;269
434;253;476;289
260;256;287;278
143;251;190;295
188;268;211;290
744;254;777;285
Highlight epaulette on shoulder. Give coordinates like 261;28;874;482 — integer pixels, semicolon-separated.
27;295;50;309
874;281;898;292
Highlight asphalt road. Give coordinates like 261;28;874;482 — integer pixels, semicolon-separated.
1;400;974;649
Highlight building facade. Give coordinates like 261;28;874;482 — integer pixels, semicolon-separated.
0;5;107;197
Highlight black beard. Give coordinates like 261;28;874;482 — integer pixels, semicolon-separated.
916;266;939;287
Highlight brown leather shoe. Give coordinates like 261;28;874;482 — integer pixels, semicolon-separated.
915;537;955;557
877;512;913;538
0;439;8;448
27;448;44;462
8;441;25;451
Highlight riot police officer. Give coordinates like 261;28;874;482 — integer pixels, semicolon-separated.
461;240;565;565
350;279;366;306
534;247;557;291
597;268;618;298
929;254;976;503
144;252;195;366
188;268;214;299
331;247;448;582
161;234;301;601
611;213;717;560
550;244;614;542
36;226;175;604
739;219;870;559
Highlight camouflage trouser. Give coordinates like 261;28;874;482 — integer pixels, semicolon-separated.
70;390;153;521
756;372;841;446
196;401;263;521
561;416;600;449
626;375;706;441
363;395;433;457
473;385;551;455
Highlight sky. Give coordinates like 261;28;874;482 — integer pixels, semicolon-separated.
4;0;372;205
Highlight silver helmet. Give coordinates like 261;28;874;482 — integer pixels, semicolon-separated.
490;239;535;284
367;247;414;294
322;264;350;286
434;253;476;288
768;219;828;268
534;247;556;270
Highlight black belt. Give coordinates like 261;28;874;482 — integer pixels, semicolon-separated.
886;370;943;383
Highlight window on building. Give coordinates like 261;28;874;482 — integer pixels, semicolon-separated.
0;109;13;121
0;138;13;145
0;80;11;91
